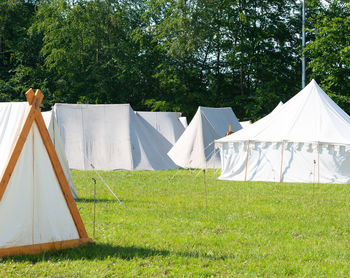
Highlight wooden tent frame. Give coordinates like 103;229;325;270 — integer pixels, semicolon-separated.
0;89;92;257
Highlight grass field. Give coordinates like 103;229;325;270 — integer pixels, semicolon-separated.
1;169;350;277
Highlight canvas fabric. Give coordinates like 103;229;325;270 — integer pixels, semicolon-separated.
0;117;79;248
168;106;242;168
42;111;78;199
216;80;350;183
53;104;178;170
136;111;185;151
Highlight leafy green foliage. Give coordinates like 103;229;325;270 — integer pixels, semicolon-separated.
0;0;349;120
306;1;350;97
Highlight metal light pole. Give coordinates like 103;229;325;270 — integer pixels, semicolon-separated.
302;0;306;88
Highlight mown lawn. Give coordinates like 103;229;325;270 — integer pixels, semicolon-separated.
1;169;350;277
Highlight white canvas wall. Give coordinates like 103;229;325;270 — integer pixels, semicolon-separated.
0;123;79;249
217;80;350;183
53;104;178;170
42;111;78;199
136;111;185;148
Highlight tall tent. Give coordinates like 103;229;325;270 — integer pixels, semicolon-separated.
168;106;242;168
53;103;179;170
136;111;185;149
216;80;350;183
0;89;91;257
42;111;78;199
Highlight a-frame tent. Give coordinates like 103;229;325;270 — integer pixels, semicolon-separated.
135;111;185;149
52;103;179;170
0;89;92;257
168;106;242;168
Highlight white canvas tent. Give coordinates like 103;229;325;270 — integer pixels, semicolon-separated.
179;117;188;128
53;103;178;170
239;120;252;128
216;80;350;184
168;106;242;168
136;111;185;149
0;89;91;257
42;111;78;199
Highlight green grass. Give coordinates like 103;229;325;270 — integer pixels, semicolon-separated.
2;169;350;277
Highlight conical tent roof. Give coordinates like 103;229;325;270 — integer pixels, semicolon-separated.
168;106;242;168
42;111;78;199
53;103;178;170
216;81;350;184
217;80;350;145
0;89;91;257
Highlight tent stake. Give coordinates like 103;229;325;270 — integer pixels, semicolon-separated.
203;169;208;218
317;143;320;184
279;141;285;183
244;140;250;181
92;178;96;240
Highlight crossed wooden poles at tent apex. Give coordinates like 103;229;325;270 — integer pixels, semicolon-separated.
0;88;92;257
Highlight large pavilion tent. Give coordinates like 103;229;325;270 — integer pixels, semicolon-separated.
168;106;242;168
239;102;283;129
42;111;78;199
0;89;91;257
216;80;350;184
53;103;178;171
135;111;185;150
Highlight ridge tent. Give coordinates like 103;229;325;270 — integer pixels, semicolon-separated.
216;80;350;183
168;106;242;168
179;117;188;128
136;111;185;149
239;120;252;128
0;89;91;257
53;103;179;170
42;111;78;199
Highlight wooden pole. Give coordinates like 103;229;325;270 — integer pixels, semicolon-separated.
244;140;250;181
92;178;96;240
203;169;208;218
279;141;285;183
317;143;320;184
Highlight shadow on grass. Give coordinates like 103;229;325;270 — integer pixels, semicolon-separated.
76;198;121;203
1;242;233;263
76;198;148;204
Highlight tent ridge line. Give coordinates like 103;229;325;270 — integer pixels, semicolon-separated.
34;110;89;239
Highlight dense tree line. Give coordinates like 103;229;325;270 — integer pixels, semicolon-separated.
0;0;349;120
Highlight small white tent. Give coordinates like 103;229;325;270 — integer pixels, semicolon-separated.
216;80;350;184
0;89;91;257
136;111;185;149
168;106;242;168
53;103;178;170
42;111;78;199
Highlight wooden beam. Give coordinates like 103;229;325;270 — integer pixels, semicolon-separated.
34;89;44;109
0;238;93;258
25;88;35;105
34;109;89;239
